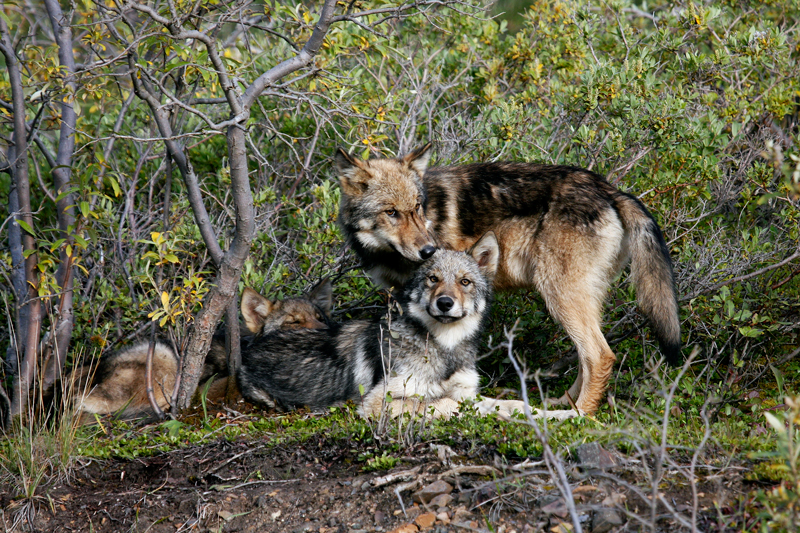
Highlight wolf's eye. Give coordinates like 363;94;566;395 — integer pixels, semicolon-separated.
460;279;471;286
428;275;438;283
385;209;398;217
415;203;421;211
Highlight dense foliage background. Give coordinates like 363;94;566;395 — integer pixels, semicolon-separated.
0;0;799;529
0;0;796;411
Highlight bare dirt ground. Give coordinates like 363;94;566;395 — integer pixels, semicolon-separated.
0;418;753;533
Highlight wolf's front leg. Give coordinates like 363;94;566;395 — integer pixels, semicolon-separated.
441;368;480;402
472;398;529;420
389;397;461;419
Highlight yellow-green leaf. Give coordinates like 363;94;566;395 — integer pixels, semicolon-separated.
161;291;170;310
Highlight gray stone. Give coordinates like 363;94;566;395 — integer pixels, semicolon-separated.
592;508;625;533
576;442;617;471
540;499;568;518
429;493;453;508
412;480;453;504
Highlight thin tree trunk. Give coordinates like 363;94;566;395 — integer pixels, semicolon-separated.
1;15;43;418
224;297;241;402
176;0;339;408
5;158;23;380
175;123;253;408
41;0;79;390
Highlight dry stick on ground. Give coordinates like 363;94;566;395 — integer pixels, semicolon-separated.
502;321;583;533
589;350;711;531
648;347;700;531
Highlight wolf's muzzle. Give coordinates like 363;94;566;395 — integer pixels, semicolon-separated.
436;296;454;312
420;245;436;260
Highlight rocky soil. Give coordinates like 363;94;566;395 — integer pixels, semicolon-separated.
0;429;749;533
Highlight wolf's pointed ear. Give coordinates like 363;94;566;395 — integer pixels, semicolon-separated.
306;277;333;317
241;287;273;334
468;232;500;280
402;143;432;176
335;148;370;196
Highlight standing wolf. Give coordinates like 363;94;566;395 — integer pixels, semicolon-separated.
238;233;534;419
335;144;680;416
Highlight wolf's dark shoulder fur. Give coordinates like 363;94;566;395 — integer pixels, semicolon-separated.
238;324;355;410
423;163;625;235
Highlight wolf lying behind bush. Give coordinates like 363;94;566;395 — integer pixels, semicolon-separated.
238;232;573;420
65;280;333;424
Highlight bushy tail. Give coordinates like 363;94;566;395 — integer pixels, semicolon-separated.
75;342;178;424
616;193;681;365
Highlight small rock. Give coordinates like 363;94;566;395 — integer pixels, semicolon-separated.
601;492;626;507
576;442;617;471
362;481;371;491
592;508;625;533
328;517;338;527
217;510;235;522
412;480;453;504
436;512;450;524
375;510;387;524
429;493;453;508
453;507;472;522
388;524;419;533
541;499;568;518
406;505;422;520
270;509;281;522
415;512;436;529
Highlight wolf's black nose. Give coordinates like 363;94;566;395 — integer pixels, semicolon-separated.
420;245;436;260
436;296;454;312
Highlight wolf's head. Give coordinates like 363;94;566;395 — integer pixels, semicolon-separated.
401;232;500;350
335;144;437;264
241;278;333;335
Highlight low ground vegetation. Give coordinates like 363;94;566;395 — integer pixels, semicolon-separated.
1;0;799;530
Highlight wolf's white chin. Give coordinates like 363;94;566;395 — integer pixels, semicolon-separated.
408;301;480;350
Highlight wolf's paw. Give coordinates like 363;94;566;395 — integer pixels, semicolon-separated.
472;398;528;420
530;408;583;421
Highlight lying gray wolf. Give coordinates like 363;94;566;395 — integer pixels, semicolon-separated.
237;233;547;420
70;280;333;424
335;144;681;416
